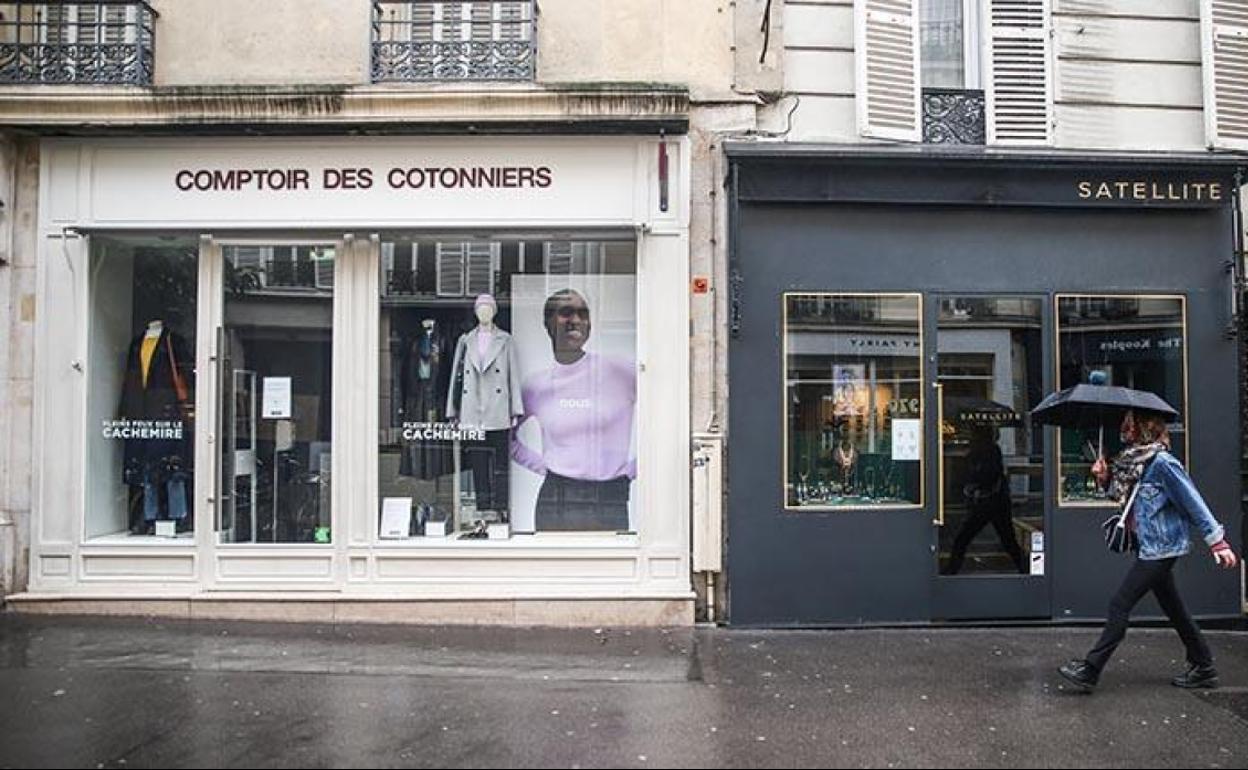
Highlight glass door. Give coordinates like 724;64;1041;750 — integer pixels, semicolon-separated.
215;242;339;545
932;295;1050;619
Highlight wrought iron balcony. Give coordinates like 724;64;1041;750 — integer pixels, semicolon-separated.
0;1;156;85
922;88;985;145
372;0;536;83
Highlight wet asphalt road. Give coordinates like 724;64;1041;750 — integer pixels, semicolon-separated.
0;614;1245;768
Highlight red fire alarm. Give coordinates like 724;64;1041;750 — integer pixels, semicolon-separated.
692;277;710;294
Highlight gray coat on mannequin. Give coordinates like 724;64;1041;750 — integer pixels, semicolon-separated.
446;296;524;431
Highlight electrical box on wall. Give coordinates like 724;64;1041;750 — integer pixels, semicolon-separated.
692;433;724;573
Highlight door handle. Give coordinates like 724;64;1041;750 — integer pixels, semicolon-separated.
934;382;945;527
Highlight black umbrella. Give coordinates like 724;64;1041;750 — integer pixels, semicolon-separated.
1029;381;1179;457
1029;384;1179;429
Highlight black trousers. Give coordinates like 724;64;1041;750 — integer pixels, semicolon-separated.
536;472;630;532
464;429;510;515
946;496;1025;575
1085;556;1213;671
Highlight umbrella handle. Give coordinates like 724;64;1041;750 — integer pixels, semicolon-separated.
1098;426;1103;459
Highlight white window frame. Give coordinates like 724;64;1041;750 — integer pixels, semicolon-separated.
1202;0;1248;151
919;0;984;90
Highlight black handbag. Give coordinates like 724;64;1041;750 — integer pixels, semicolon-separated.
1101;478;1142;554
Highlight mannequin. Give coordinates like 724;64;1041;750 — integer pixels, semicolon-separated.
119;318;194;534
446;294;523;523
400;317;451;480
417;318;437;381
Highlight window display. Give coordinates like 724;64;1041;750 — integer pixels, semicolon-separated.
784;294;923;509
87;236;198;539
1057;295;1187;505
378;237;638;538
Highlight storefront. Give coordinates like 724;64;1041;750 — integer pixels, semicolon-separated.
22;135;692;625
725;144;1245;627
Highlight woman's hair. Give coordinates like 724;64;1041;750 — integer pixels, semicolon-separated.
1130;410;1171;447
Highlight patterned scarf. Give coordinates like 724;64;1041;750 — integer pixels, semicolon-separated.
1107;441;1167;504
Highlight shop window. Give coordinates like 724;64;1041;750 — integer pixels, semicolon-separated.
378;236;638;539
218;245;335;544
1056;295;1188;506
784;294;924;509
86;236;198;540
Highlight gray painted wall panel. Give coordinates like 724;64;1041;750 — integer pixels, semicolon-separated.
728;175;1241;625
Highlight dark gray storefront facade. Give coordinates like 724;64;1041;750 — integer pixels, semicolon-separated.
725;145;1245;627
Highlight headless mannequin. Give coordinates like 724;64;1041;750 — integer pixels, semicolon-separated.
126;318;191;534
455;295;514;522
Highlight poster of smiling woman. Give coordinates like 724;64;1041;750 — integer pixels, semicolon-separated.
509;275;638;533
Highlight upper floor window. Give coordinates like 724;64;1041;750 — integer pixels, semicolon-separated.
371;0;536;82
0;1;157;85
920;0;981;90
919;0;985;144
857;0;1051;146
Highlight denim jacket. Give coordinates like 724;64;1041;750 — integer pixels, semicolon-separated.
1130;451;1225;561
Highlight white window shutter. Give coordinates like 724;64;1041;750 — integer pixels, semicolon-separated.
982;0;1053;146
436;242;467;297
1203;0;1248;150
855;0;922;142
464;243;496;296
498;2;526;42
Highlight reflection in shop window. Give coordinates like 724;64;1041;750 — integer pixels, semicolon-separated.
1057;295;1187;505
86;236;198;540
785;294;923;509
377;237;639;539
936;297;1044;576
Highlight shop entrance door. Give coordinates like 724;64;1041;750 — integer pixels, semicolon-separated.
931;296;1051;619
208;239;343;553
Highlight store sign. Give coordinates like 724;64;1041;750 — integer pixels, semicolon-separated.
1097;334;1182;354
1076;180;1224;204
735;157;1237;210
847;335;920;352
174;165;553;193
787;332;920;358
1063;328;1184;362
55;137;648;226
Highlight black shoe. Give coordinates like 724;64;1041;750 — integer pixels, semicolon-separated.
1058;660;1099;692
1171;664;1218;689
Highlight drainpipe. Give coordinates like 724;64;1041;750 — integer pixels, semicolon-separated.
1234;170;1247;615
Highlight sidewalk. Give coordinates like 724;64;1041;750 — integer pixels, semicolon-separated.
0;614;1245;768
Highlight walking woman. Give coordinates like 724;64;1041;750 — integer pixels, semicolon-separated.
1059;409;1238;692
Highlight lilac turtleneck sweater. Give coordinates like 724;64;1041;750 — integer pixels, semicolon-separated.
511;351;637;481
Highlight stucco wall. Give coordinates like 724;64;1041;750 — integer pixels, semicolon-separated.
152;0;371;86
0;135;37;599
150;0;736;97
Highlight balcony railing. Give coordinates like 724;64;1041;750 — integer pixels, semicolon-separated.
922;88;985;145
0;1;156;85
372;0;536;83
